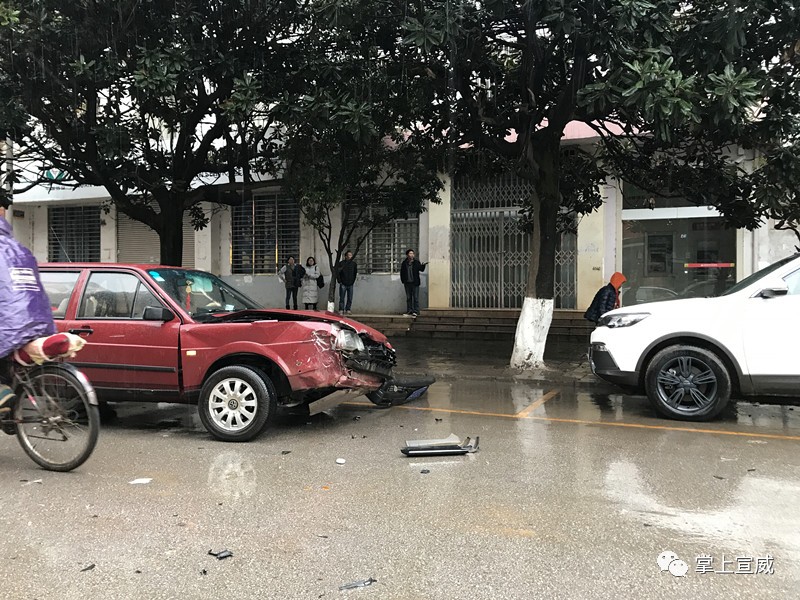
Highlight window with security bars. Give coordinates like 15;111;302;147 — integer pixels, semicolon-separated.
48;206;101;262
231;192;300;274
351;211;419;274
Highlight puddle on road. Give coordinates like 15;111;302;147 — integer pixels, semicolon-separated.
207;451;257;500
604;459;800;563
99;380;800;439
577;390;800;433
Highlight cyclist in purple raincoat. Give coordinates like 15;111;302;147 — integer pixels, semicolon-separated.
0;204;56;405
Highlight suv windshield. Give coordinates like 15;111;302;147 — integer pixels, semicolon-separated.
722;254;800;296
148;269;262;318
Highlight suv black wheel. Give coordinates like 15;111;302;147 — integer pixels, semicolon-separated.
198;366;276;442
644;345;731;421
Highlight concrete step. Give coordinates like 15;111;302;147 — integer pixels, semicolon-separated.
351;314;414;338
355;309;592;341
420;308;585;322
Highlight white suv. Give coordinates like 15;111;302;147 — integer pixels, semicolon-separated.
589;253;800;421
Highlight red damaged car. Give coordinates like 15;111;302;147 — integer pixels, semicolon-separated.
38;264;396;442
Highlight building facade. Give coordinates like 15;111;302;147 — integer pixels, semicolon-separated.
10;136;799;314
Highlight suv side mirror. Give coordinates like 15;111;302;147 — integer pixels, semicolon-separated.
759;284;789;298
143;306;175;321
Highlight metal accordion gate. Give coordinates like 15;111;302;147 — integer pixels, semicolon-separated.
451;174;577;309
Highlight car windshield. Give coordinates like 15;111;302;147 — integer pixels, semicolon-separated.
721;254;800;296
148;268;262;319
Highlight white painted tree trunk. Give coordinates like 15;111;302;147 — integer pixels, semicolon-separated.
510;297;554;369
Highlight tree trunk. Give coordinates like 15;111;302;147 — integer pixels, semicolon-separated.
510;140;560;369
327;262;341;312
157;195;185;267
327;276;338;312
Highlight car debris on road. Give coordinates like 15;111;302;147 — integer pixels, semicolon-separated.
400;434;479;456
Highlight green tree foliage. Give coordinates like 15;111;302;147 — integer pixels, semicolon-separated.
275;0;446;302
0;0;305;265
399;0;800;297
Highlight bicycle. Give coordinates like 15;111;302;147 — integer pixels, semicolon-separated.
1;360;100;472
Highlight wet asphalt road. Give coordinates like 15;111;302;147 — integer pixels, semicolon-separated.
0;378;799;600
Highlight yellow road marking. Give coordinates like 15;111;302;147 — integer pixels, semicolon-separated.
525;415;800;442
343;402;521;419
515;389;560;417
341;402;800;442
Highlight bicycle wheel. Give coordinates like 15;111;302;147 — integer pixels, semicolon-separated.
14;365;100;472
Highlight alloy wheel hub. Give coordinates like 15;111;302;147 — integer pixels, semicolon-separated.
209;378;258;432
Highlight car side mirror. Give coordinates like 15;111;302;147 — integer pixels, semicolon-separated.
759;285;789;298
143;306;175;321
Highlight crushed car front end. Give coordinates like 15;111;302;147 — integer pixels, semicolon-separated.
293;322;396;394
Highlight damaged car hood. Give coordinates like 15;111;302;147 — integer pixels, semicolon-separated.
193;309;390;344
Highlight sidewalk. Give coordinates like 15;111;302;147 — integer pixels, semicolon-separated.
389;336;603;387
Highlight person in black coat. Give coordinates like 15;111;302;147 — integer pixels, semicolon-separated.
399;249;427;316
335;251;357;314
584;272;626;324
279;256;305;310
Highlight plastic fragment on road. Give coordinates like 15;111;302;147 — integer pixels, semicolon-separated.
80;564;95;572
400;434;480;457
420;469;430;474
281;450;292;455
339;577;377;590
336;458;346;465
208;549;233;560
129;478;152;485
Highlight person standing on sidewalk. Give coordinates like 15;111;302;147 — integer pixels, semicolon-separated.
399;249;427;316
302;256;321;310
583;272;626;324
278;256;304;310
336;251;357;314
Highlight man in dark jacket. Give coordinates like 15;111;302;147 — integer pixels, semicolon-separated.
584;272;626;324
336;251;357;314
399;249;427;316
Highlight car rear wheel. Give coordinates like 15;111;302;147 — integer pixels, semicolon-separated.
645;345;731;421
198;366;276;442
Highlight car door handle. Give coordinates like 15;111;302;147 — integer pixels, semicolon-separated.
68;328;94;336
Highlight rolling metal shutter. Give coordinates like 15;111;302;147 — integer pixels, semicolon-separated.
117;211;196;268
48;206;102;262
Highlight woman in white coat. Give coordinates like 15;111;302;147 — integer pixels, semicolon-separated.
302;257;321;310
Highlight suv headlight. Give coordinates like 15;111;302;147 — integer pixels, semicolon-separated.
334;329;366;352
597;313;650;328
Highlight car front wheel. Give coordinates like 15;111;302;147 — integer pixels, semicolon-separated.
198;366;276;442
644;345;731;421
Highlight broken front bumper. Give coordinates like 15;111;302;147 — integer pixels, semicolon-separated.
344;339;396;378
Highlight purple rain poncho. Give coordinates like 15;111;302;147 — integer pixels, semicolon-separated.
0;218;56;358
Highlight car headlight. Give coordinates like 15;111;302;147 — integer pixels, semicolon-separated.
334;329;366;352
597;313;650;328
